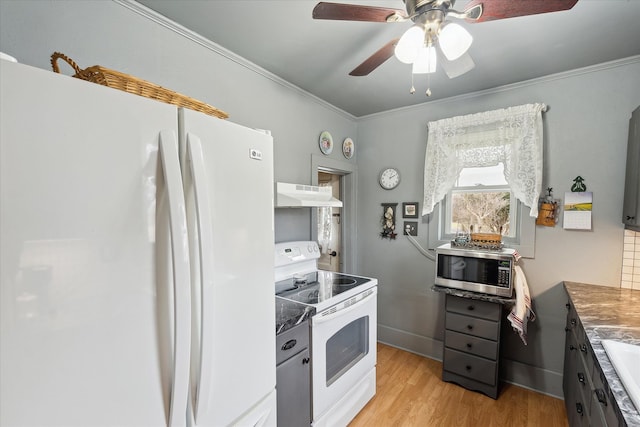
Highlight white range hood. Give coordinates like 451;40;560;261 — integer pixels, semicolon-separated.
275;182;343;208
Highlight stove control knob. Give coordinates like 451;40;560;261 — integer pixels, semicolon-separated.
308;245;314;253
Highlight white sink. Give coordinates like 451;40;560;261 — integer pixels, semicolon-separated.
601;340;640;412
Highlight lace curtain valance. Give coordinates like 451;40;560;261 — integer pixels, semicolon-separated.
422;103;546;218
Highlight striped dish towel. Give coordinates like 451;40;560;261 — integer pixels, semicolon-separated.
507;265;536;345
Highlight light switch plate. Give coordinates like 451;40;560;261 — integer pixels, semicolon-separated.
404;221;418;236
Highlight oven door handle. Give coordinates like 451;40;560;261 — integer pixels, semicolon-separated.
313;287;377;325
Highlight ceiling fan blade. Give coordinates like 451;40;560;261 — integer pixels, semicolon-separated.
349;38;399;76
313;2;408;22
438;49;475;79
463;0;579;23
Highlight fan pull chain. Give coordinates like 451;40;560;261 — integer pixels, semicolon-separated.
410;72;416;94
426;42;432;97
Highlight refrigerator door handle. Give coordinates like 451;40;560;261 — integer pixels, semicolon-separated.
186;133;215;422
159;130;192;427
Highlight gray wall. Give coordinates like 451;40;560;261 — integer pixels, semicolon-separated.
356;59;640;396
2;0;639;398
0;0;358;244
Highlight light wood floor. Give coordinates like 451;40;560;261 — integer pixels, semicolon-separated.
349;343;568;427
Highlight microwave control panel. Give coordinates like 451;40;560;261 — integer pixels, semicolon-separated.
497;261;512;286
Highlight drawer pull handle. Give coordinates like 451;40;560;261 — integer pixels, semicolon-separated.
569;345;577;351
576;402;584;415
595;389;607;406
577;372;585;384
579;344;587;353
281;339;297;351
570;319;577;326
565;303;570;309
565;327;570;332
466;343;472;349
465;365;472;371
466;325;473;330
467;305;475;311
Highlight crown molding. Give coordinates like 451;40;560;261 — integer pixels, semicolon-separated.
112;0;639;123
114;0;356;121
358;55;640;121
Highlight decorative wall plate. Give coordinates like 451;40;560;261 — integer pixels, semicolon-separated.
342;137;355;159
319;131;333;155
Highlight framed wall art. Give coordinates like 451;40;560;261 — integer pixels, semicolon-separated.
402;202;419;218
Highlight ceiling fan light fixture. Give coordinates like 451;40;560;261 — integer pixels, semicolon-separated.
412;44;436;74
438;22;473;61
394;25;425;64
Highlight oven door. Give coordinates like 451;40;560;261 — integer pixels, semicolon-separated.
311;287;377;421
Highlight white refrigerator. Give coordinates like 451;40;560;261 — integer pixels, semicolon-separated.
0;59;276;426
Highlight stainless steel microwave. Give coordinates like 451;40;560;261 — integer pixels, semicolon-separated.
435;243;515;297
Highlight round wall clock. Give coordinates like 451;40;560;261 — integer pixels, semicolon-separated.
319;131;333;155
379;167;400;190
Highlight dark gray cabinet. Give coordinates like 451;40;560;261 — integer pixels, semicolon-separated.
442;294;502;399
623;106;640;230
563;300;623;427
276;321;311;427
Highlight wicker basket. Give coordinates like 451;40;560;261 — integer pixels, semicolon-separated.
51;52;228;119
470;233;502;244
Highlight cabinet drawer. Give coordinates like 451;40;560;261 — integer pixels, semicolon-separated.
591;363;621;427
445;330;498;360
443;348;497;386
446;296;501;321
446;312;499;341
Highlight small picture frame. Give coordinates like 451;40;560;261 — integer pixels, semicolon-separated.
402;202;419;218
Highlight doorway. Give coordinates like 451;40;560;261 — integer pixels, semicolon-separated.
317;172;341;271
311;154;357;274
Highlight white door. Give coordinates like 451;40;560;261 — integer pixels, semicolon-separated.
179;109;276;426
0;61;189;426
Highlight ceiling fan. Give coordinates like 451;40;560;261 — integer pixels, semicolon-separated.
312;0;579;95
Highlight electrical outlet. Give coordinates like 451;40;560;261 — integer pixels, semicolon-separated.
404;221;418;236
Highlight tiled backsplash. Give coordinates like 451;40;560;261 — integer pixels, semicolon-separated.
622;229;640;290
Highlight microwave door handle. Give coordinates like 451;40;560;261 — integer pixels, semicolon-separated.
313;288;377;325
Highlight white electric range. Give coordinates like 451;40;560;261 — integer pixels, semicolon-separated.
274;241;378;427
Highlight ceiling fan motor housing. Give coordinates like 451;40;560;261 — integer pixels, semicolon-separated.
404;0;455;17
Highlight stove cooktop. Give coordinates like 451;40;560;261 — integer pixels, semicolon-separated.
275;270;376;310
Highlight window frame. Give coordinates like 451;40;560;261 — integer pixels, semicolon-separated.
428;180;536;258
445;184;517;238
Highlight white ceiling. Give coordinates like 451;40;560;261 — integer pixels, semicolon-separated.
136;0;640;117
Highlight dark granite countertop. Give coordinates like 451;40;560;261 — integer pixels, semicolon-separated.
564;281;640;426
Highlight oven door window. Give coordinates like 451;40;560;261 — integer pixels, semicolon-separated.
325;316;369;386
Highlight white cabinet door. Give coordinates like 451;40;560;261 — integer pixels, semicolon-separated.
0;61;184;426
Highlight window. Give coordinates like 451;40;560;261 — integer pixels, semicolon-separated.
429;176;535;256
423;103;546;258
444;164;516;238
